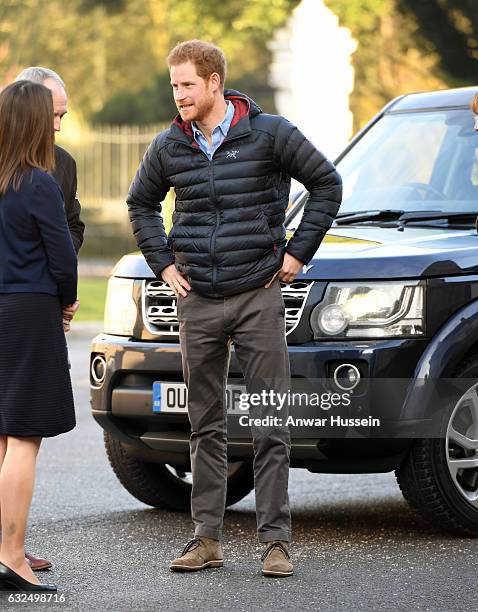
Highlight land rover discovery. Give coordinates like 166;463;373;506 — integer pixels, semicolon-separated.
90;86;478;536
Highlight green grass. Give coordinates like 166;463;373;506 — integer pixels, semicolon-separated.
76;276;108;321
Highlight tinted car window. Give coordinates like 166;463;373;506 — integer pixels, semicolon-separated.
288;108;478;230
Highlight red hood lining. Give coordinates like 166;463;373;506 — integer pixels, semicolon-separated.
173;96;250;145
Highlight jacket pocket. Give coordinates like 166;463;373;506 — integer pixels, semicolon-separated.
259;210;275;246
167;225;175;250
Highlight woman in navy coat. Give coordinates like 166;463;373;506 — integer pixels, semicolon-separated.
0;81;78;592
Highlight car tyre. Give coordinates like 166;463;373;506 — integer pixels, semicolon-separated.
396;355;478;536
104;431;254;511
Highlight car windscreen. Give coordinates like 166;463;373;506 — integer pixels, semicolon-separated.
288;108;478;229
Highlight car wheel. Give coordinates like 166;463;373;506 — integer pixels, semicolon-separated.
396;355;478;536
104;432;254;511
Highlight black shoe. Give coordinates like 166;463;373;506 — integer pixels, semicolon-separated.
0;561;57;592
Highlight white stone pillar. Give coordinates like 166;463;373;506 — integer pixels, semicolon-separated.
269;0;357;160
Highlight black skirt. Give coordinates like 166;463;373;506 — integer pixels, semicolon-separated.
0;293;76;437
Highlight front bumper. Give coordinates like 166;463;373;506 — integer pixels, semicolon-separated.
90;334;431;471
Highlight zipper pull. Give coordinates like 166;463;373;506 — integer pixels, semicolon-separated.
273;242;277;256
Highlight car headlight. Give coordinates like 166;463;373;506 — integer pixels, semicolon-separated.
104;277;137;336
311;281;424;338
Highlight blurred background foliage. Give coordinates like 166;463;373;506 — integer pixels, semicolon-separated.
325;0;478;130
1;0;476;129
0;0;300;123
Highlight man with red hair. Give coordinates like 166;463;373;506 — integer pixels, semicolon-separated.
128;39;342;577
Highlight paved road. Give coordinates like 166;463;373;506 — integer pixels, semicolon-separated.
3;330;477;611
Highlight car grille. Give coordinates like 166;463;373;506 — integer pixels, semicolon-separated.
281;280;313;335
142;279;313;338
142;280;180;336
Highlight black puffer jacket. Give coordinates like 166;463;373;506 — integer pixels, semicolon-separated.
127;90;342;297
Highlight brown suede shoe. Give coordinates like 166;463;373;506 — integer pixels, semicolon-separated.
261;541;293;577
170;536;223;572
25;552;53;571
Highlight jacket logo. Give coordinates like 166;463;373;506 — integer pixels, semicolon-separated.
302;264;314;274
226;150;239;159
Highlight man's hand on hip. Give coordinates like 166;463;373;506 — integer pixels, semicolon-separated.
161;264;192;297
266;253;303;287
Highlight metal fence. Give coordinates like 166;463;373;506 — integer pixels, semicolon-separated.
58;123;166;207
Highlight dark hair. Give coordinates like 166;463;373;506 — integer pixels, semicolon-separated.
167;40;227;91
0;80;55;196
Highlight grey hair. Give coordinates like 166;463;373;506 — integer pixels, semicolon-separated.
14;66;65;90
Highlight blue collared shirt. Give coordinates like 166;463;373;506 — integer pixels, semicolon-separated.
192;100;234;160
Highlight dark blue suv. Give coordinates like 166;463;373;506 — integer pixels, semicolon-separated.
91;86;478;536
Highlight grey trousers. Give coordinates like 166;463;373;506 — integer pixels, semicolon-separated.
177;280;291;543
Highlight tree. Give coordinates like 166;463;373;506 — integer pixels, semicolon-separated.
325;0;478;129
398;0;478;82
0;0;299;122
77;0;125;11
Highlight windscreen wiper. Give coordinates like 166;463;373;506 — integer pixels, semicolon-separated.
397;211;478;226
335;209;407;225
335;210;478;228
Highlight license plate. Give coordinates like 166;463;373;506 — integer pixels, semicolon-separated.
152;382;246;413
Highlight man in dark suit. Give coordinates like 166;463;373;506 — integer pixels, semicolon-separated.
7;67;85;571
